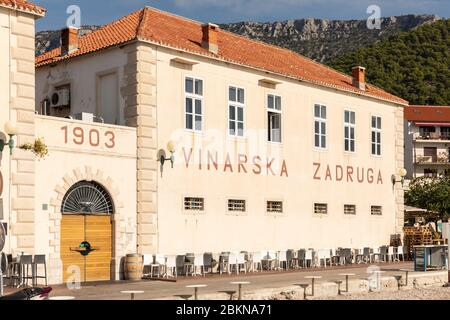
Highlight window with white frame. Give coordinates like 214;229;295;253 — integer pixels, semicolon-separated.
314;203;328;214
228;86;245;137
267;94;282;143
314;104;327;148
228;199;246;212
185;77;203;131
344;204;356;215
371;205;382;215
184;197;204;211
371;116;382;156
344;110;356;152
267;201;283;213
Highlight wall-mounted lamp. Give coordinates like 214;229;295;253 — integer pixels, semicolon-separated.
0;121;18;155
391;168;407;187
158;141;176;177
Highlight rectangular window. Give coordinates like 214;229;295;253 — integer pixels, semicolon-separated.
424;168;438;177
267;94;282;143
371;205;382;216
185;77;203;131
184;197;204;211
267;201;283;213
228;199;246;212
314;104;327;148
314;203;328;214
344;110;356;152
344;204;356;215
229;86;245;137
371;116;382;155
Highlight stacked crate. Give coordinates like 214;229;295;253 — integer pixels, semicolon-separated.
403;226;434;259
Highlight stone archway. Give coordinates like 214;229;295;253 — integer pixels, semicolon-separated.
47;166;129;285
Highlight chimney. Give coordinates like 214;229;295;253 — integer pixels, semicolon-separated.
352;66;366;91
61;27;79;56
201;23;219;54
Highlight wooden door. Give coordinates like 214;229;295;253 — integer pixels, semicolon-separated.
85;215;112;282
61;214;112;283
61;215;86;283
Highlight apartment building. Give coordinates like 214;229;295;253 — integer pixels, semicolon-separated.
404;105;450;178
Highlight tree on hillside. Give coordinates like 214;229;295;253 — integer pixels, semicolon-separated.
328;19;450;105
405;176;450;221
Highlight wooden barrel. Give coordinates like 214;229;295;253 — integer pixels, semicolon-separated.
124;254;143;281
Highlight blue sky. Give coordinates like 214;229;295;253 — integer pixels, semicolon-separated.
34;0;449;31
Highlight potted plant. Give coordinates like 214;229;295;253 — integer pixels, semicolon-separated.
19;138;49;159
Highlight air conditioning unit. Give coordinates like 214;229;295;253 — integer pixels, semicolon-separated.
50;89;70;108
72;112;95;123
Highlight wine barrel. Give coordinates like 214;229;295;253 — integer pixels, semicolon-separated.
124;254;143;281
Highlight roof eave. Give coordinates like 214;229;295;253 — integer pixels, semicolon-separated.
0;3;46;17
136;36;408;107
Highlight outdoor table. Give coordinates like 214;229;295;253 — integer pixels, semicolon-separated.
230;281;250;300
338;273;355;292
186;284;207;300
304;276;322;296
297;284;309;300
120;290;144;300
399;269;411;286
49;296;75;300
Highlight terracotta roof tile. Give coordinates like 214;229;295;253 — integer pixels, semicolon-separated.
35;7;407;105
404;106;450;122
0;0;46;15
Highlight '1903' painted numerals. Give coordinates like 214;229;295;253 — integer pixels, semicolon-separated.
61;126;115;149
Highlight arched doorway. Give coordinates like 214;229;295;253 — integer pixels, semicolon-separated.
60;180;114;283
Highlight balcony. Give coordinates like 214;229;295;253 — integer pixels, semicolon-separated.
414;133;450;142
415;152;450;165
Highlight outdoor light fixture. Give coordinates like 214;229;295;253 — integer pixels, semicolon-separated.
391;168;407;187
0;121;18;155
159;141;176;169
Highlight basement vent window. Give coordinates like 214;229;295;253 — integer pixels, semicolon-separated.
228;199;246;212
344;204;356;215
314;203;328;214
267;201;283;213
184;197;205;211
371;206;383;216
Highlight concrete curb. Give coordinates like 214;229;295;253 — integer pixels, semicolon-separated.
161;271;448;300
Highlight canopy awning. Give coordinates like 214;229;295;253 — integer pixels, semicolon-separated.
415;122;450;127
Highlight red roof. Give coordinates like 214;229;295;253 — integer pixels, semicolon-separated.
35;7;407;105
404;106;450;122
0;0;46;15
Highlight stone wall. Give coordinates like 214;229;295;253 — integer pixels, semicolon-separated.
123;42;158;254
395;106;405;235
9;11;37;255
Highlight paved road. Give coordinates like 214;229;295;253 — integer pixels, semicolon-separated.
40;262;413;300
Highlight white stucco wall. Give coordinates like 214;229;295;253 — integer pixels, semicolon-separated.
155;47;402;253
34;116;137;283
0;7;12;250
35;40;404;258
35;47;128;125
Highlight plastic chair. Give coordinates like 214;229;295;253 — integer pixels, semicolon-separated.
165;255;177;278
277;251;288;270
32;255;48;286
151;254;166;277
193;253;205;276
251;252;262;272
297;249;306;268
19;255;33;287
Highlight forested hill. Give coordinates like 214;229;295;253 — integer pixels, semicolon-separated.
328;19;450;105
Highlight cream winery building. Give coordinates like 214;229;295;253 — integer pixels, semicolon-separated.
2;6;408;284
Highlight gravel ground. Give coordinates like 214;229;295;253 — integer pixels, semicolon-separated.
313;284;450;300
